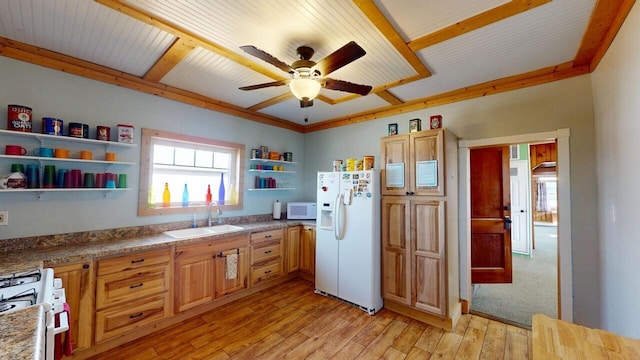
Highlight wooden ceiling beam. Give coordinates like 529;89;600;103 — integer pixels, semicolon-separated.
96;0;287;82
354;0;431;77
247;93;294;112
574;0;636;70
303;64;589;133
143;39;195;82
408;0;552;51
377;90;404;106
0;37;304;133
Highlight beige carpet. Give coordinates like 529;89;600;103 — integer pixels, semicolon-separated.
470;225;558;327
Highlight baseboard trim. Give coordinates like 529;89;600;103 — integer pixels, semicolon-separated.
383;301;460;331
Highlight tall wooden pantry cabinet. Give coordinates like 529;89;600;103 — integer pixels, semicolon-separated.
380;128;461;330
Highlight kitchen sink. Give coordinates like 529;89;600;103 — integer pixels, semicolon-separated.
163;224;245;239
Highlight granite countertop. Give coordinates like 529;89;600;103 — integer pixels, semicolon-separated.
0;305;46;360
0;219;311;272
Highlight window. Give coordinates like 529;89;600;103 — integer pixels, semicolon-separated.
138;128;244;216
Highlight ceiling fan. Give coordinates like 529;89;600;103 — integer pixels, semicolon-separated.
239;41;373;108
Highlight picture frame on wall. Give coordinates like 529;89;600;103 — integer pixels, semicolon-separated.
388;123;398;135
409;118;422;133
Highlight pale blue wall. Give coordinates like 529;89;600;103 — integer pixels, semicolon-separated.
0;56;305;238
303;75;601;329
592;3;640;338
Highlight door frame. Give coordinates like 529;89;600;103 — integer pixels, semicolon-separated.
459;128;572;322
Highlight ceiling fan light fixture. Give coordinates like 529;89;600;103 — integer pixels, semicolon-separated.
289;78;321;101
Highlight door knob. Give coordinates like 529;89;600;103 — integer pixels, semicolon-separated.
520;210;525;213
504;216;512;230
504;205;511;210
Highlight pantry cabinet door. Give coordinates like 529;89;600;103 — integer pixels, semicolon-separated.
381;197;411;304
381;134;411;195
412;199;446;316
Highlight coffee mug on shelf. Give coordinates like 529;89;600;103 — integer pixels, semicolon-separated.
80;150;93;160
11;164;25;174
105;180;116;189
33;147;54;158
54;148;70;158
26;164;39;189
5;145;27;156
56;169;68;188
105;152;116;162
117;174;127;188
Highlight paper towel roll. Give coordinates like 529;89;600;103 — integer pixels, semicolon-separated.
273;200;281;219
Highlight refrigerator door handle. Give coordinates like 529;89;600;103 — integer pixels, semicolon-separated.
335;193;346;240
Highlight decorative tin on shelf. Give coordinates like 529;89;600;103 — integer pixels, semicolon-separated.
430;115;443;129
388;123;398;135
409;118;421;133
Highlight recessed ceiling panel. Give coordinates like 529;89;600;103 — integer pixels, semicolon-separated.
0;0;175;77
123;0;416;88
162;47;287;108
392;0;596;100
377;0;509;40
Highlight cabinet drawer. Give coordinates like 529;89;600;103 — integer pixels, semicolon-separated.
251;260;282;285
251;240;282;264
250;229;283;244
95;292;170;342
96;264;170;309
98;248;171;276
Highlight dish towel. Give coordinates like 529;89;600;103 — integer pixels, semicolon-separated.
226;253;238;280
54;302;73;360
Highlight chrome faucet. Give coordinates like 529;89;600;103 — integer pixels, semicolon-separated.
207;201;223;226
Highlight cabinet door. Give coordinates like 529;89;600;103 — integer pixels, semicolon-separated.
215;248;248;297
52;261;95;352
286;226;301;273
412;199;446;315
381;198;411;305
300;226;315;275
380;134;411;195
411;130;444;196
174;254;215;313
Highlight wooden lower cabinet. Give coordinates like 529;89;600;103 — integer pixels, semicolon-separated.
300;225;316;276
51;261;95;352
250;229;284;286
95;248;172;342
382;197;456;327
286;226;301;273
174;235;248;313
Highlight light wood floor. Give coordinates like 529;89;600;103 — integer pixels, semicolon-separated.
89;278;532;359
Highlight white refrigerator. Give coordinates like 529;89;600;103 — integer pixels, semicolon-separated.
315;170;383;315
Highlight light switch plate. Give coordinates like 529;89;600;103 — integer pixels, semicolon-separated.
0;210;7;225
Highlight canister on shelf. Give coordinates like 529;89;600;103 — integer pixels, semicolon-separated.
333;160;343;172
354;159;363;171
7;105;32;132
363;155;374;170
284;152;293;162
117;124;134;143
251;148;261;159
346;158;355;171
69;122;89;138
260;146;269;159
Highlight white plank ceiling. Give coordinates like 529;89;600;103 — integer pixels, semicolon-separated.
0;0;602;126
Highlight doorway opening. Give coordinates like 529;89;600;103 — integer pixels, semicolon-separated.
470;142;558;327
460;132;570;327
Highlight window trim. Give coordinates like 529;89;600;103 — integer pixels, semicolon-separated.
138;128;244;216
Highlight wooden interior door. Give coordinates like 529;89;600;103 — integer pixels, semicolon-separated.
471;146;512;284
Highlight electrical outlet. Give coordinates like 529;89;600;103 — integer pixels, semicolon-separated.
0;210;7;225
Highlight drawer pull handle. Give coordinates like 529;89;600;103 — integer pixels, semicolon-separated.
131;259;145;264
265;270;272;274
264;250;272;254
82;264;90;269
129;312;143;319
130;283;144;289
264;235;272;238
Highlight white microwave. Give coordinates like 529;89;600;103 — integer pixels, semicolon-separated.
287;202;317;220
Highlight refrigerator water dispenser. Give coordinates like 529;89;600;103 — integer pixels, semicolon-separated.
319;201;334;229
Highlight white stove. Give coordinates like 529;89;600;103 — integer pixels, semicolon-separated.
0;268;69;359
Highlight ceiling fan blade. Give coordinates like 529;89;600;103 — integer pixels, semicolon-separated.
240;45;294;74
312;41;366;76
324;78;372;96
239;79;289;91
